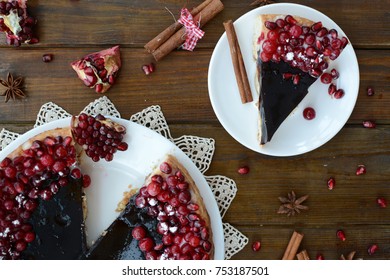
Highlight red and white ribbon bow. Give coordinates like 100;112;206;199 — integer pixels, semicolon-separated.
178;8;205;51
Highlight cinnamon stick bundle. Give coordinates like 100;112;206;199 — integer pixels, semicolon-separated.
282;231;304;260
145;0;224;61
223;20;253;104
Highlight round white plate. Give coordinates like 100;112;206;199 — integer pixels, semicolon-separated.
208;3;359;156
0;118;224;259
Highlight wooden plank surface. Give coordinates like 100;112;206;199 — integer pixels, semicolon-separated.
0;0;389;260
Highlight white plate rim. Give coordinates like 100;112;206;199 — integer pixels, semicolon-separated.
208;3;360;157
0;117;224;260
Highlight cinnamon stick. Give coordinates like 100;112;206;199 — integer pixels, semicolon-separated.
223;20;253;104
282;231;304;260
151;0;224;61
296;250;310;260
144;0;214;54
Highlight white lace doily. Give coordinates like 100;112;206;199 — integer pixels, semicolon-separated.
0;96;248;260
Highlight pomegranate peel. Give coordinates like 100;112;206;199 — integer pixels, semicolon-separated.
71;45;121;93
0;0;38;46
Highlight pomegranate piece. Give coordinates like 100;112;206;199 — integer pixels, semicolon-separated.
303;107;316;120
252;241;261;252
71;45;121;93
141;63;155;75
367;244;378;255
356;164;366;176
336;230;346;241
327;177;335;190
0;0;38;46
376;197;387;208
237;166;250;175
362;120;376;128
71;113;128;162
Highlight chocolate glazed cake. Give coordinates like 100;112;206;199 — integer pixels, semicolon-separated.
253;14;349;145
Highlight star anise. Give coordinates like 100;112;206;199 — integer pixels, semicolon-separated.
340;251;356;260
0;73;26;103
277;191;309;216
250;0;275;7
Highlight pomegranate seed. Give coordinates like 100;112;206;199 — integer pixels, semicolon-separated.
275;19;286;28
303;107;316;120
328;83;337;96
356;165;366;176
336;230;346;241
160;162;172;174
316;253;325;260
283;72;293;80
376;198;387;208
341;37;349;48
330;68;339;79
132;226;147;240
327;177;335;190
24;232;35;243
311;21;322;31
252;241;261;252
264;21;277;30
42;54;53;62
142;63;155;75
285;15;297;25
316;27;328;37
334;89;345;99
367;244;378;255
293;74;300;85
289;25;302;37
237;166;250;175
329;29;338;39
147;181;162;197
138;237;154;252
362;120;376;128
320;73;332;84
366;87;375;96
83;174;91;187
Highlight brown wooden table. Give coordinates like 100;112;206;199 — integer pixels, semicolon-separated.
0;0;389;260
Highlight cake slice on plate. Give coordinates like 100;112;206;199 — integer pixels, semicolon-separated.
253;14;349;145
82;154;214;260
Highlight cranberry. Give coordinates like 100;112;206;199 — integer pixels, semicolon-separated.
303;107;316;120
132;226;147;240
237;166;250;175
336;230;346;241
252;241;261;252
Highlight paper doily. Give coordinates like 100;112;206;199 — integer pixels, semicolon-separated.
0;96;248;260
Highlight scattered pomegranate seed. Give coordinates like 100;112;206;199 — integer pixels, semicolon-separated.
303;107;316;120
42;54;53;62
376;197;387;208
252;241;261;252
283;72;293;80
293;74;300;85
142;63;155;75
336;230;346;241
237;166;250;175
367;244;378;255
330;69;339;79
327;177;335;190
356;165;366;176
132;226;147;240
82;174;91;188
316;253;325;260
362;120;376;128
367;87;375;96
334;89;345;99
328;83;337;96
320;73;332;84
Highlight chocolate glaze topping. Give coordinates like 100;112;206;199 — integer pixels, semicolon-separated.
258;58;316;144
